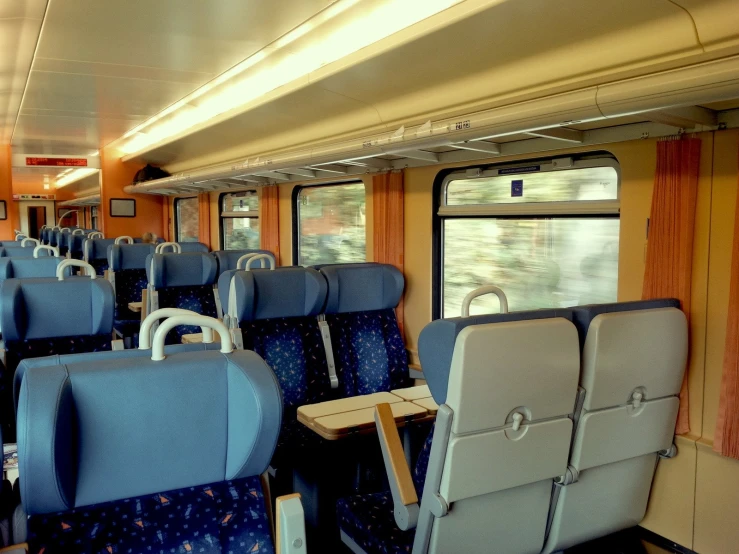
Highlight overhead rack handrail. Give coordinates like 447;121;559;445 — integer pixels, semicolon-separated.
122;56;739;196
58;193;101;207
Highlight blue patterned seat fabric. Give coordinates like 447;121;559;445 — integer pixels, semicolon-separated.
337;426;433;554
113;268;149;335
327;309;410;397
28;475;274;554
158;285;218;343
90;258;108;275
318;264;411;396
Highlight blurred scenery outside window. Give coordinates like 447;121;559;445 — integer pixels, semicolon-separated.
441;164;620;317
221;190;259;250
297;182;366;266
175;196;199;242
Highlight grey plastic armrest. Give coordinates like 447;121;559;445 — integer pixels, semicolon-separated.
276;494;307;554
374;403;419;531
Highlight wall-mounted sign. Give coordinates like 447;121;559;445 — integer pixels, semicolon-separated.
12;194;56;201
25;157;88;167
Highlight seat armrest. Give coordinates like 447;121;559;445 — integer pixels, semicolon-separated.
374;403;420;531
275;493;306;554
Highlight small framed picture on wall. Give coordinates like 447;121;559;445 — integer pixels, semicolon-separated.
110;198;136;217
0;201;6;221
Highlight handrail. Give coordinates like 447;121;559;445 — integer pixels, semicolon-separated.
72;229;85;235
21;238;39;247
151;315;232;361
88;232;104;239
15;233;27;241
156;242;181;254
245;254;276;270
114;235;134;245
237;252;276;270
461;285;509;317
56;259;96;280
138;308;215;350
34;245;59;258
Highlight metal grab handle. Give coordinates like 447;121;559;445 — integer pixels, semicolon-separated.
88;232;104;239
60;227;70;232
245;254;276;270
236;253;260;269
72;229;85;235
151;315;232;361
34;245;59;258
115;236;134;245
21;238;39;247
138;308;215;350
56;259;96;280
461;285;509;317
156;242;181;254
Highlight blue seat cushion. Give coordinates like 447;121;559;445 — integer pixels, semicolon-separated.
28;475;275;554
114;268;148;310
158;285;218;344
326;309;411;397
90;259;108;276
337;492;415;554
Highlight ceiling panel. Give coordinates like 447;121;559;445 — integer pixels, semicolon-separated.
11;0;332;155
0;0;47;143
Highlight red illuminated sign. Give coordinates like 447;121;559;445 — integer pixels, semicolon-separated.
25;157;88;167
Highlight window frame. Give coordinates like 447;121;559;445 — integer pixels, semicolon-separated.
173;196;199;243
432;153;621;320
219;189;260;250
291;180;366;266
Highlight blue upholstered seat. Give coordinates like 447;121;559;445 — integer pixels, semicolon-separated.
318;263;411;396
230;267;334;460
0;277;115;441
147;252;219;343
108;243;155;336
84;238;115;275
178;241;210;253
17;348;283;554
213;249;275;276
0;258;68;282
0;247;47;258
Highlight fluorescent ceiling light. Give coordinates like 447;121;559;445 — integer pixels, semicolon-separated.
114;0;463;156
55;168;98;188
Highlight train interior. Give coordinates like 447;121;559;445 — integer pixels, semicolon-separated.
1;0;739;552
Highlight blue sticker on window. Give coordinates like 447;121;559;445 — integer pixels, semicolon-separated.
511;180;523;197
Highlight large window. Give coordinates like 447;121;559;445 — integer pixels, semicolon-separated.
174;196;199;242
294;182;366;266
436;157;620;318
220;190;259;250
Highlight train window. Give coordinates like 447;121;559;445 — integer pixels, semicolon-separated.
174;196;200;242
90;206;99;230
437;158;620;318
294;182;366;266
220;190;259;250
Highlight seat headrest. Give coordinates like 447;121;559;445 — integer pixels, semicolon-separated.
108;243;156;271
178;241;209;253
0;279;114;341
575;302;688;410
147;252;218;288
320;263;403;314
0;241;22;248
85;238;115;261
419;308;575;405
571;299;681;348
233;267;327;321
0;247;47;258
0;258;67;280
17;349;282;515
213;249;275;274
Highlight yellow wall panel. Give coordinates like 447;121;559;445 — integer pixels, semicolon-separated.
694;444;739;553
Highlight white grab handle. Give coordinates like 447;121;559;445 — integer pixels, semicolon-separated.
34;245;59;258
151;315;232;361
138;308;215;350
21;238;39;247
40;225;47;231
72;229;85;235
156;242;181;254
461;285;509;317
245;254;276;270
60;227;70;232
15;234;27;240
115;236;134;245
57;259;96;280
88;232;104;239
236;253;260;269
52;226;60;231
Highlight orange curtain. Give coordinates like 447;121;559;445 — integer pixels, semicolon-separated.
373;171;405;338
198;193;211;248
715;148;739;459
260;186;280;261
642;137;701;435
